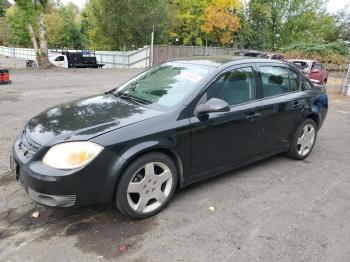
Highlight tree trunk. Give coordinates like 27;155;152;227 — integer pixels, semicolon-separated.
27;23;40;62
36;13;51;68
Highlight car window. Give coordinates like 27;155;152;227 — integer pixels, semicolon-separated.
206;67;255;106
55;56;65;62
259;66;300;98
116;62;212;108
244;53;259;57
312;63;322;71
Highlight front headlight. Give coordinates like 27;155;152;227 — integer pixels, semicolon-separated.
43;142;104;170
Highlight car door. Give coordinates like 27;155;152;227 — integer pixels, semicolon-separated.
256;64;306;153
189;65;264;179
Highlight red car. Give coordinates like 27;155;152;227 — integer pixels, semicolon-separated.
288;59;328;87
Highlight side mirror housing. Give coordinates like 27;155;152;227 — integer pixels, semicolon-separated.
195;98;230;116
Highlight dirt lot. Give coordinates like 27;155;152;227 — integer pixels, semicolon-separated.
0;68;350;262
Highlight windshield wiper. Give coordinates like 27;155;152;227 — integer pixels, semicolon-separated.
112;92;151;105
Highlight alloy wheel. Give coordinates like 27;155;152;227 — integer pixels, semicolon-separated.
297;124;316;156
127;162;173;213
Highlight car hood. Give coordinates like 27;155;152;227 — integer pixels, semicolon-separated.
24;94;164;146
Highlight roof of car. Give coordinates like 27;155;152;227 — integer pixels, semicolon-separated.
170;56;282;67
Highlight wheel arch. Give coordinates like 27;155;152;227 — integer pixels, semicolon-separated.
304;112;320;129
112;143;184;203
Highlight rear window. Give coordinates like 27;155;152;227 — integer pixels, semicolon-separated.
312;63;322;71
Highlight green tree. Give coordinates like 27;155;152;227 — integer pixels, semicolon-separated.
5;5;32;46
239;0;271;50
0;0;11;45
79;9;90;49
45;3;83;49
169;0;209;46
237;0;336;51
14;0;51;67
86;0;172;50
0;17;11;45
334;6;350;42
0;0;10;16
279;0;335;47
59;4;83;49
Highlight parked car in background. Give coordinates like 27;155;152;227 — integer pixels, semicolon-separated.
267;53;285;60
240;51;268;58
288;59;328;87
49;51;105;68
11;57;328;219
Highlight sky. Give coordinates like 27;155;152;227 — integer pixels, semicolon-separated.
327;0;350;13
60;0;86;9
7;0;350;13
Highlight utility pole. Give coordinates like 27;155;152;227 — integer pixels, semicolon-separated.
344;65;350;96
342;46;350;96
150;26;154;67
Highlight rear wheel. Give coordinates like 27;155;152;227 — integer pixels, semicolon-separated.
115;152;177;219
287;118;317;160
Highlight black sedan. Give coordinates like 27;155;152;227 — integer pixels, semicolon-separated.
11;57;328;219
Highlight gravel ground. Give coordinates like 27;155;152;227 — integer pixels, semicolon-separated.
0;68;350;262
0;55;27;69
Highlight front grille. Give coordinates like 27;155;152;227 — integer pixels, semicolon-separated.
19;131;41;157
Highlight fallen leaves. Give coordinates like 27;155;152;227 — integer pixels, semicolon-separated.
119;244;126;252
30;211;40;218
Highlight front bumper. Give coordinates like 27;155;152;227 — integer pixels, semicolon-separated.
28;188;77;207
11;135;126;208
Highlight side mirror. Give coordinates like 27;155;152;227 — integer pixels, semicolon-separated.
195;98;230;116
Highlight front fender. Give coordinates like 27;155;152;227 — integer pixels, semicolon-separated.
121;141;163;160
117;139;184;188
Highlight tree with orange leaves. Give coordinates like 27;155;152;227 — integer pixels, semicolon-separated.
201;0;241;46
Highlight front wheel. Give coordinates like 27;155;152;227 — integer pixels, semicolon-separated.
287;119;317;160
115;152;177;219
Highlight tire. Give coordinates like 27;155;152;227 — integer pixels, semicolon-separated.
115;152;178;219
287;118;317;160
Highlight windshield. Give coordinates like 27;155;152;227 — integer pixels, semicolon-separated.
115;62;212;108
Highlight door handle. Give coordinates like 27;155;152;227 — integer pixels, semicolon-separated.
246;112;261;119
291;102;302;108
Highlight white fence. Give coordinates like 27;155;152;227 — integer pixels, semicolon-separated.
0;46;150;69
